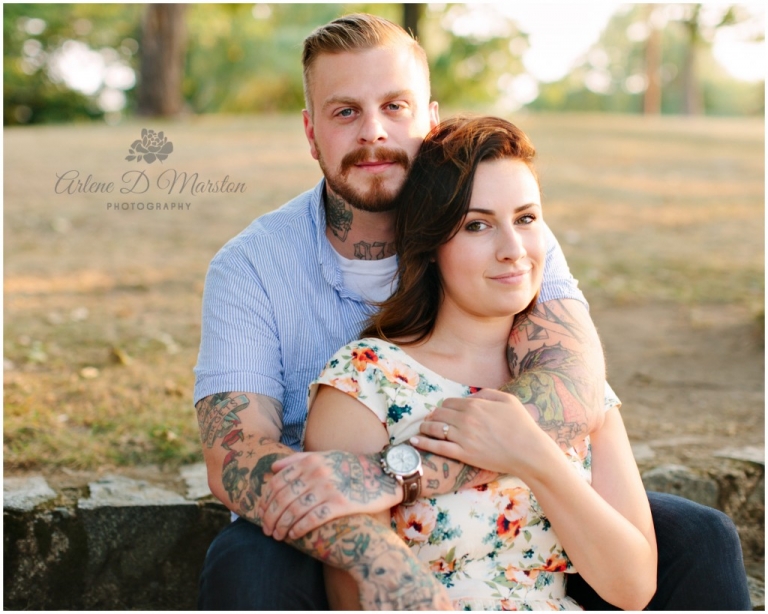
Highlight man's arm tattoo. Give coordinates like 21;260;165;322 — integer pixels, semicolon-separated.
506;300;602;449
291;516;447;610
196;392;286;505
196;392;250;448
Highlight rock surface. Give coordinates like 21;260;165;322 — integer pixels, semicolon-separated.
4;458;764;609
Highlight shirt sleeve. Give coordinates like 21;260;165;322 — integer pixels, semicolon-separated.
538;222;588;307
193;243;284;405
604;381;621;412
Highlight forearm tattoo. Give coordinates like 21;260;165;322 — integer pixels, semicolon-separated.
196;392;285;506
505;300;602;449
291;515;446;609
419;452;498;495
196;396;447;608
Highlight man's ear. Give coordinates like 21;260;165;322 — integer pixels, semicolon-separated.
302;109;319;161
428;101;440;129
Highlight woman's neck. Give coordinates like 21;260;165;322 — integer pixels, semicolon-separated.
405;305;516;389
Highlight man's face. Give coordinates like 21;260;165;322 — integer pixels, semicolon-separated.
303;46;439;213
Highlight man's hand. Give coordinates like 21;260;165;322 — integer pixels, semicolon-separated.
259;450;401;541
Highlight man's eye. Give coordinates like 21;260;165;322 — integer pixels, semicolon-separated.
387;103;403;111
337;108;354;117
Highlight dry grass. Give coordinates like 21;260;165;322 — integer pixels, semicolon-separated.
3;112;764;470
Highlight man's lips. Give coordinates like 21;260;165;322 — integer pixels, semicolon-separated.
354;160;397;173
340;147;410;175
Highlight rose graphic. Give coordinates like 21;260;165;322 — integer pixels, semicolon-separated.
126;128;173;163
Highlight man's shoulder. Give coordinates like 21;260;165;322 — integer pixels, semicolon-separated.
215;183;322;261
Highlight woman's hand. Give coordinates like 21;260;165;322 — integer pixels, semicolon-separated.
411;388;555;477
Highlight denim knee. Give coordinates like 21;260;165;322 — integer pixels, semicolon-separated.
198;518;329;610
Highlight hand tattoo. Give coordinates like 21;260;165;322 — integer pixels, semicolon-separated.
327;451;398;502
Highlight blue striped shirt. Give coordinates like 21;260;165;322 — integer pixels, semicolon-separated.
194;180;587;450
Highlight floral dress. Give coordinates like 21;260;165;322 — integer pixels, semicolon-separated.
308;338;615;611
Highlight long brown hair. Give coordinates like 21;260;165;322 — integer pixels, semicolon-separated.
361;115;538;344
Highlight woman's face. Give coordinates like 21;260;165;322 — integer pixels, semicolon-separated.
435;157;545;321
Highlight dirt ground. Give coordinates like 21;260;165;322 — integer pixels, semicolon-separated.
4;113;764;576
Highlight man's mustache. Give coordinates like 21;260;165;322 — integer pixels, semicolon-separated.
340;147;410;175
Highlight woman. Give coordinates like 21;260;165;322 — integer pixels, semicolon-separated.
304;116;656;610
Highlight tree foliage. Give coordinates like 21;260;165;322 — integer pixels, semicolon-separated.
530;4;764;116
3;3;763;125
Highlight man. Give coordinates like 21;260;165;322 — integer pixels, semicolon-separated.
195;13;750;610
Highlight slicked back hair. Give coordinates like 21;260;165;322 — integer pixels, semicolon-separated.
301;13;430;115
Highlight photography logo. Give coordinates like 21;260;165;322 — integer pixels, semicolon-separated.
54;126;246;212
125;128;173;164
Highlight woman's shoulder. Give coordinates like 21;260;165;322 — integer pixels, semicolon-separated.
332;337;407;364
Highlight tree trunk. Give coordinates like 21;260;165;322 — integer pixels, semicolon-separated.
138;4;187;117
402;4;424;40
643;6;662;115
680;8;703;115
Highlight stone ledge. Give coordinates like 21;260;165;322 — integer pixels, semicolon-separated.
4;469;230;610
4;459;765;609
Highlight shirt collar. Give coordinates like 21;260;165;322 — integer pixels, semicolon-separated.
311;179;346;293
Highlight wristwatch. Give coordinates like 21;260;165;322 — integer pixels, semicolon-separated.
380;442;423;507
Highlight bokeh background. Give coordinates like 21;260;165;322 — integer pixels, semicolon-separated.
3;3;765;123
3;1;765;573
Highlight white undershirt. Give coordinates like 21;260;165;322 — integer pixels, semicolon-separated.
333;251;398;304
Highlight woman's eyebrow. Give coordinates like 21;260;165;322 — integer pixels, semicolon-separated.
467;203;540;215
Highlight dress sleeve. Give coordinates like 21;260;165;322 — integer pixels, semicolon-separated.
306;339;391;425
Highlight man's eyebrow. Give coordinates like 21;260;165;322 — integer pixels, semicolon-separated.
322;96;357;111
467;203;540;215
321;90;417;111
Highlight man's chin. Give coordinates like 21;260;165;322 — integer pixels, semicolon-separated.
330;180;399;213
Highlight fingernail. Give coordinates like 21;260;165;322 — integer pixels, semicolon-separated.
410;437;419;445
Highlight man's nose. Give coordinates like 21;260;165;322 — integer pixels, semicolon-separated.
357;113;387;145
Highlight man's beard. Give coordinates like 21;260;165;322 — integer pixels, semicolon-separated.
318;145;410;213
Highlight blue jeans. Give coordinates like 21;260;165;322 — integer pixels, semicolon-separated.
197;492;751;610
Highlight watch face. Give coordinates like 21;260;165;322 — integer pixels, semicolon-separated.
386;444;420;474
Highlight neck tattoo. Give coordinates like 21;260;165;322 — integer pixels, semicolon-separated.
326;191;353;242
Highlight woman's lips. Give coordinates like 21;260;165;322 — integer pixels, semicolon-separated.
489;269;531;283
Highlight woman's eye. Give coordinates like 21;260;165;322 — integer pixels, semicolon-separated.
466;221;488;232
517;214;536;225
